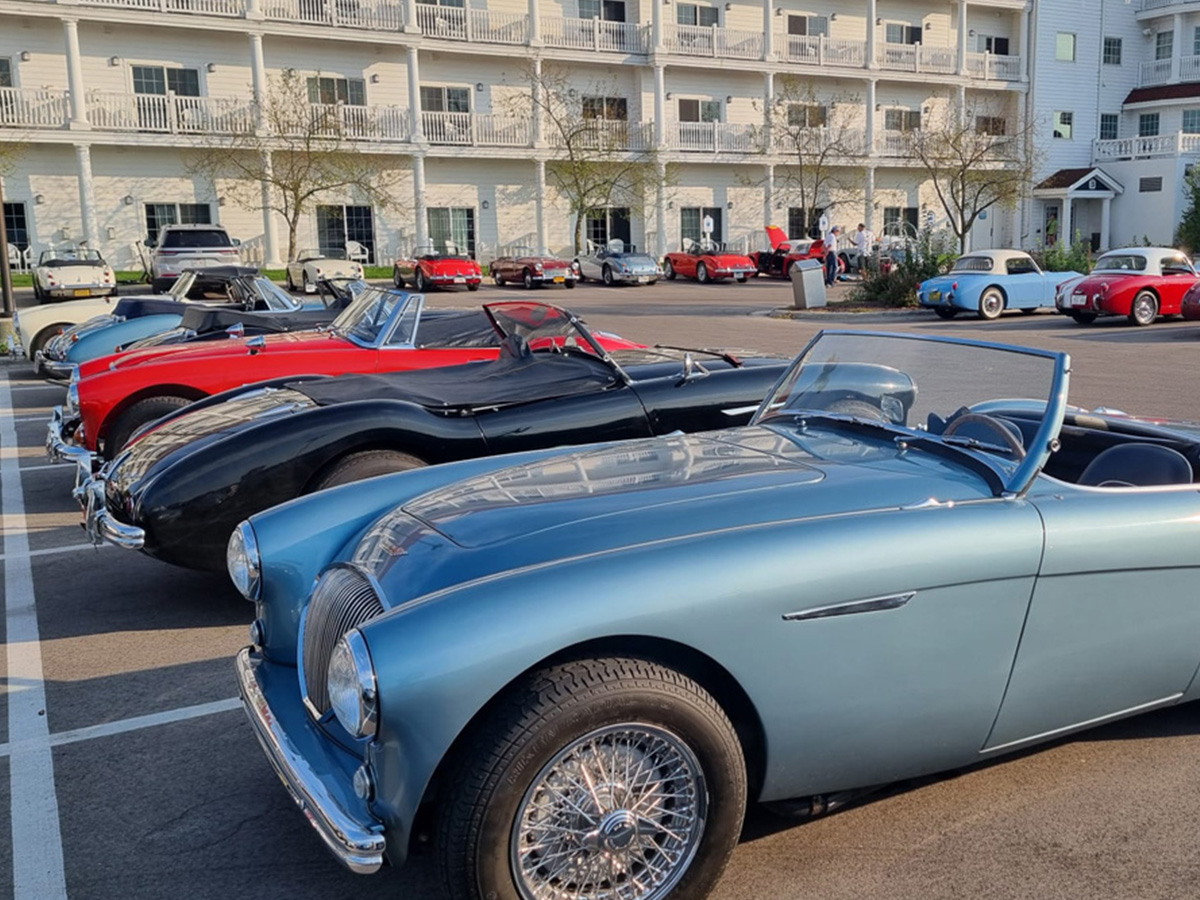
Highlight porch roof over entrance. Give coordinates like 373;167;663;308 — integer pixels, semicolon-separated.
1033;167;1123;200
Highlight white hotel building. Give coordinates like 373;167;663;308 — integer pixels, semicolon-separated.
0;0;1185;267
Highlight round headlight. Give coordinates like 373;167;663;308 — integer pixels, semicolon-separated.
226;520;261;601
328;630;377;738
65;383;80;417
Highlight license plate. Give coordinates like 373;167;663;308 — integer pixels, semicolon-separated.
1070;293;1087;306
553;276;565;283
929;290;941;302
73;289;91;297
637;276;649;283
454;276;466;284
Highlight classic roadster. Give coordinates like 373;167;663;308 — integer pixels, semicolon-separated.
235;329;1200;900
32;246;118;302
392;243;482;292
489;246;579;289
285;248;363;293
1058;247;1198;325
918;250;1082;320
574;240;661;286
747;225;828;279
663;239;757;283
79;302;782;571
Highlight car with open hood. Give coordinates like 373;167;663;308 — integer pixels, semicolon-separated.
918;250;1082;320
392;242;482;292
1057;247;1198;326
664;239;757;283
32;246;118;302
489;246;579;289
747;225;828;278
234;328;1200;900
78;301;774;571
573;239;662;286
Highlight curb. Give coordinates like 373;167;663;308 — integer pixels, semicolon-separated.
765;307;926;323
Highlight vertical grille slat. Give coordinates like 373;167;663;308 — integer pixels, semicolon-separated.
302;567;384;715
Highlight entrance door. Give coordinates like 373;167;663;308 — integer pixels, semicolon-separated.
681;207;722;246
317;205;376;262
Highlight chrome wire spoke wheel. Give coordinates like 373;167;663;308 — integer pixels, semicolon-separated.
511;722;707;900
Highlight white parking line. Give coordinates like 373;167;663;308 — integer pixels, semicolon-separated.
0;698;242;759
1;370;69;900
0;543;114;563
17;464;71;474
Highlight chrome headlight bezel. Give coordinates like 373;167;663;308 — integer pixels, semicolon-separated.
227;520;261;601
328;629;378;739
65;382;80;417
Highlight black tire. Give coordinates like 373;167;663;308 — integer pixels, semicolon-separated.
1071;311;1097;325
104;395;192;459
30;325;70;358
827;398;887;422
314;449;426;490
415;270;428;292
493;271;505;287
697;262;710;284
523;269;535;290
393;268;404;288
1129;290;1158;326
602;265;614;286
467;282;480;292
564;278;576;289
934;306;959;320
664;259;676;280
286;271;295;291
436;657;747;900
978;287;1005;321
33;282;44;302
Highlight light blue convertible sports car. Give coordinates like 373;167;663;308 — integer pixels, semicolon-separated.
234;330;1200;900
918;249;1083;320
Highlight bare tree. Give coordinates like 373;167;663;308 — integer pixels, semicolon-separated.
907;97;1036;253
763;77;866;238
187;69;406;261
511;61;667;253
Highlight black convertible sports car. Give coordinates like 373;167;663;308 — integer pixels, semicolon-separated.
79;302;790;571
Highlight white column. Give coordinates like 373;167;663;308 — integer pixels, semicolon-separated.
74;143;98;247
413;155;428;248
244;0;263;19
62;19;89;129
956;0;968;76
528;0;542;45
407;46;424;142
404;0;420;32
653;0;664;52
1063;196;1074;244
866;0;877;68
656;160;667;256
1100;196;1111;250
259;150;280;265
762;0;773;61
534;159;547;254
249;33;267;131
865;79;876;154
956;83;966;128
763;71;774;151
865;165;875;231
1174;13;1185;82
531;57;544;147
764;163;775;229
1018;7;1029;82
654;64;666;149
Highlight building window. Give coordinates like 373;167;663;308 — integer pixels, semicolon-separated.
977;35;1010;55
144;203;212;243
1102;37;1122;65
1056;33;1075;61
884;108;921;132
885;23;922;45
586;208;631;248
1138;113;1160;137
787;103;828;128
787;207;824;240
579;0;625;21
317;205;375;262
427;207;476;256
0;58;12;88
975;116;1006;136
1053;111;1073;140
787;15;828;36
419;85;470;113
1193;26;1200;57
1183;109;1200;134
1156;31;1174;61
307;76;366;106
1099;113;1119;140
132;65;201;98
3;202;28;251
676;4;718;27
883;207;920;236
681;207;723;244
1140;176;1163;192
582;96;628;121
678;98;721;122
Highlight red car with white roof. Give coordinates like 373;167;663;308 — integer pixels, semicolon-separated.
1059;247;1199;326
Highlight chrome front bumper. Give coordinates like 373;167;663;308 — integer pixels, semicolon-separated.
46;405;94;468
36;352;77;381
236;647;386;874
78;475;145;550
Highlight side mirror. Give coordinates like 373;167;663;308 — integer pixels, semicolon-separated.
143;239;154;248
247;335;267;355
232;238;242;247
226;322;245;339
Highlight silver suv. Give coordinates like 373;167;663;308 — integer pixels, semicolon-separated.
147;224;242;292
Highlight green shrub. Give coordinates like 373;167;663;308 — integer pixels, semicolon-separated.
1029;238;1093;274
851;229;948;307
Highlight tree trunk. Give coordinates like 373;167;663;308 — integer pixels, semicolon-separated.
287;213;300;263
574;212;585;255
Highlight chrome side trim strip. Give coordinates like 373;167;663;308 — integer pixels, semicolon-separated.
782;591;916;622
980;693;1182;755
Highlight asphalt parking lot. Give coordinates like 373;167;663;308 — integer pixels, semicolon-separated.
4;277;1200;900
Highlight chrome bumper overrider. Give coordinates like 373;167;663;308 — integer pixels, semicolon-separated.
37;353;77;381
79;476;145;550
46;405;94;468
236;647;386;874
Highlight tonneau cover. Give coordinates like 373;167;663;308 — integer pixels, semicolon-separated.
177;305;336;334
112;297;199;319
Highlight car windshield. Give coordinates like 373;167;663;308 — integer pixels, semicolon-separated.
247;277;302;311
950;256;995;273
319;249;347;261
41;248;103;264
1094;254;1147;272
485;301;609;358
756;332;1066;490
331;286;419;346
162;229;233;248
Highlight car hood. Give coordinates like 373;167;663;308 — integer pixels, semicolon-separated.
79;329;350;377
354;426;996;595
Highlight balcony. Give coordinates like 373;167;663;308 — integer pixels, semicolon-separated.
0;87;69;129
1138;55;1200;86
79;0;243;15
1094;131;1200;160
779;35;868;69
263;0;404;29
414;5;528;43
874;131;916;156
541;17;650;53
662;23;763;60
421;111;530;147
769;126;868;156
965;51;1022;80
876;43;957;74
86;91;257;134
308;102;410;140
550;119;654;152
669;121;761;153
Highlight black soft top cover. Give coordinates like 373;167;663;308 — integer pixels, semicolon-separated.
113;297;202;319
294;340;617;411
414;309;498;349
178;305;337;334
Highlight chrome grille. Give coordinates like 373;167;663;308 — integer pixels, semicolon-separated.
301;566;384;716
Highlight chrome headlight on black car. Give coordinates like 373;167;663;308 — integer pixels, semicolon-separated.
227;520;261;601
328;630;377;738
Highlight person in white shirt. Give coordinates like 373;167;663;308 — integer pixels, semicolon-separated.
823;225;841;285
853;223;875;273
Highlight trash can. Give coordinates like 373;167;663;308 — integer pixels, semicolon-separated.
789;259;827;309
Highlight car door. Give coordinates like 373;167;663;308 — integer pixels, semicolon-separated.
632;362;786;433
1157;256;1198;313
479;383;653;454
984;483;1200;753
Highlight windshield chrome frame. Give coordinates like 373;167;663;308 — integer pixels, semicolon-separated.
249;276;303;312
335;287;423;350
753;329;1070;498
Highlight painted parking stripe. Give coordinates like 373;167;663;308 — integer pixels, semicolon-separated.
1;369;69;900
0;698;242;758
17;463;72;474
0;543;114;563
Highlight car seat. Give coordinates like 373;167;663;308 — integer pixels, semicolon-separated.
1077;443;1194;487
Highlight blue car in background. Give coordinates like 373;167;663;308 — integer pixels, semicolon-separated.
918;249;1082;320
234;329;1200;900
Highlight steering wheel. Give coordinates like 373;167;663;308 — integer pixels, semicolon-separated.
942;413;1025;459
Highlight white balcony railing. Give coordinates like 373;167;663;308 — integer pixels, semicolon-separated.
263;0;405;30
307;102;410;140
1094;132;1200;160
551;119;654;151
876;43;958;74
86;91;256;134
780;35;868;68
79;0;242;13
1139;58;1174;86
874;131;916;157
1141;0;1180;10
964;51;1022;80
421;111;531;147
662;23;762;59
770;126;868;156
670;121;761;153
0;87;69;129
541;17;650;53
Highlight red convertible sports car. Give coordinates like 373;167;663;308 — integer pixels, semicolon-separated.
392;243;482;292
48;290;642;460
1059;247;1198;326
489;246;579;289
748;225;828;278
663;239;757;283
